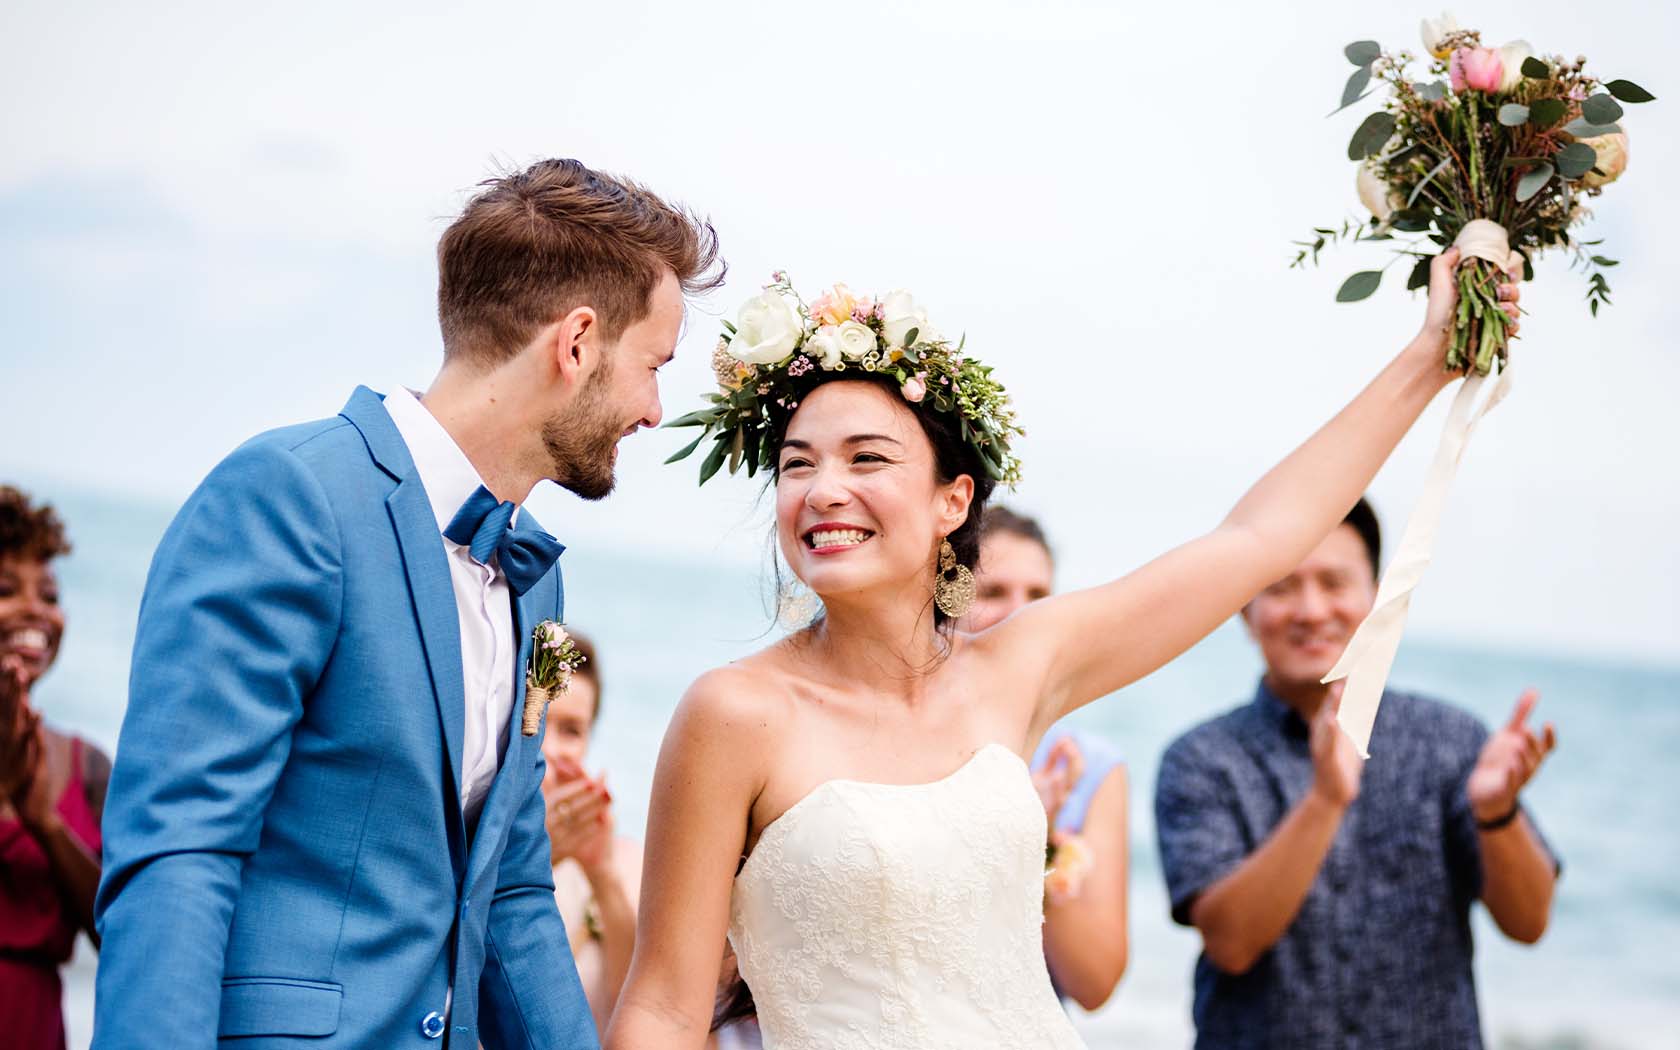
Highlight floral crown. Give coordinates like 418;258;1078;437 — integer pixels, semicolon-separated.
665;272;1023;486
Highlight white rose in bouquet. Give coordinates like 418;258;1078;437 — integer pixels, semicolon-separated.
730;290;804;364
1420;12;1460;60
1356;161;1400;221
1580;130;1629;188
1497;40;1534;93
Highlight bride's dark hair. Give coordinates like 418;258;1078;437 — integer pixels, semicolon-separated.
715;372;999;1031
762;371;996;632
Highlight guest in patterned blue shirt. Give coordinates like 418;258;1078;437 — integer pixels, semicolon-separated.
1154;497;1561;1050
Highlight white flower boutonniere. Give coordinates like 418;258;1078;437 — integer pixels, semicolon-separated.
522;620;586;736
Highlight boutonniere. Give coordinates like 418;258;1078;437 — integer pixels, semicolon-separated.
522;620;586;736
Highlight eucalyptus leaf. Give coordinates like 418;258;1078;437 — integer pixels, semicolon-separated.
1339;66;1373;109
1406;255;1432;291
1563;118;1623;137
1390;208;1434;233
1497;103;1531;126
1591;256;1619;267
1555;142;1597;179
666;408;720;428
663;431;707;464
1336;270;1383;302
902;326;919;348
1521;56;1551;79
1415;81;1446;101
697;432;731;485
1515;163;1554;202
1347;111;1397;161
1344;40;1381;66
1528;98;1566;126
1581;94;1625;125
1605;79;1655;103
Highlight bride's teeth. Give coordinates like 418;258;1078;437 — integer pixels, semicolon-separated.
811;529;869;548
8;628;49;649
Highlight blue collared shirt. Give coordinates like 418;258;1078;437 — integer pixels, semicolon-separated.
1154;681;1559;1050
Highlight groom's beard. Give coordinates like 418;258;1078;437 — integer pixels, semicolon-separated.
543;367;622;502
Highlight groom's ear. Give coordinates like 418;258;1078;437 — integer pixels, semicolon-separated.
549;305;602;390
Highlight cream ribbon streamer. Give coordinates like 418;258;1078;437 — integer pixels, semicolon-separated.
1324;221;1516;757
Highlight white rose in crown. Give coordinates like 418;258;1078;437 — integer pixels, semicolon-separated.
836;320;877;359
879;289;936;348
729;290;804;364
807;325;846;368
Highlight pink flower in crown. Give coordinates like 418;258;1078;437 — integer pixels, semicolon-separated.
851;296;877;323
901;374;928;403
810;283;860;327
1450;47;1503;93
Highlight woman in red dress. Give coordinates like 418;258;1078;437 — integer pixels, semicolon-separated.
0;487;108;1050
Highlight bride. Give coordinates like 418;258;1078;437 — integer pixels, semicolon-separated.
605;252;1520;1050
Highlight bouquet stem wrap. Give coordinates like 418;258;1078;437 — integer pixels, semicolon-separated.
1324;357;1514;757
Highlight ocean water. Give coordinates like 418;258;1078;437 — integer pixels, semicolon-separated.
28;486;1679;1049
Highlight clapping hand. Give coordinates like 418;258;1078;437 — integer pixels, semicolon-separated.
1032;736;1084;829
1309;683;1364;810
1467;689;1556;825
0;654;52;828
544;754;615;875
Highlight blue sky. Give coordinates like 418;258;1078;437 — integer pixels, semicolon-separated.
2;0;1676;663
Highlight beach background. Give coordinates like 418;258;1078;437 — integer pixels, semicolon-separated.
4;0;1678;1046
22;483;1679;1049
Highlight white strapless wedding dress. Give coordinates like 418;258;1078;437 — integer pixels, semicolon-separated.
728;743;1088;1050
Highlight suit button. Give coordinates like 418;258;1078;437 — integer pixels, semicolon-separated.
421;1011;446;1039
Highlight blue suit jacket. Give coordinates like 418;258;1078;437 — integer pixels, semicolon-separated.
92;387;597;1049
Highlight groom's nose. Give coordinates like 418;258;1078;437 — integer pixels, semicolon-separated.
640;390;664;430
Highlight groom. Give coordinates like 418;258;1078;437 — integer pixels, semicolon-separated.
92;159;723;1049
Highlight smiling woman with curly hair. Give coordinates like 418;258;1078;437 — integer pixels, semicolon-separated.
0;485;110;1050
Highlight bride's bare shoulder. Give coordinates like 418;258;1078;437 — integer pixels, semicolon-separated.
669;649;798;750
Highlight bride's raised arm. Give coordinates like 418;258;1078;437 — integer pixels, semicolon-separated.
997;248;1521;728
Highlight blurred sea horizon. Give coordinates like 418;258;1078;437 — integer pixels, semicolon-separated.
21;479;1679;1049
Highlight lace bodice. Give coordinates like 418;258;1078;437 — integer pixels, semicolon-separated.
728;743;1088;1050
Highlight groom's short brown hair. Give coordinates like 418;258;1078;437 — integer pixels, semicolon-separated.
437;159;724;365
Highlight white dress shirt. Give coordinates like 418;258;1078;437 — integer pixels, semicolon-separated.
383;385;516;837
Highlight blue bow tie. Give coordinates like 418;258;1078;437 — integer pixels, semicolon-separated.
443;485;564;596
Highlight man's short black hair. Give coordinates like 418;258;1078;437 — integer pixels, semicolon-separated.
1345;497;1382;580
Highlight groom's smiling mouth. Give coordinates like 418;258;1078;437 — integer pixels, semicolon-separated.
803;524;876;553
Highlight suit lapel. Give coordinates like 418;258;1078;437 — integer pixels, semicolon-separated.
462;577;548;895
341;387;469;874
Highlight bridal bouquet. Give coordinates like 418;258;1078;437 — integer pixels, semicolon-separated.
1293;12;1655;375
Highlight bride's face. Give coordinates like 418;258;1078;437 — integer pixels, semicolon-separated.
775;381;972;607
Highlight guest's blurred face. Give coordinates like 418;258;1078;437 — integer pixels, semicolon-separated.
0;555;64;685
540;675;599;792
1242;524;1377;693
962;532;1054;633
774;381;970;612
542;270;684;501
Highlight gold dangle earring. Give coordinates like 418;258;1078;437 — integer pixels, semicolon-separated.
933;538;976;619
